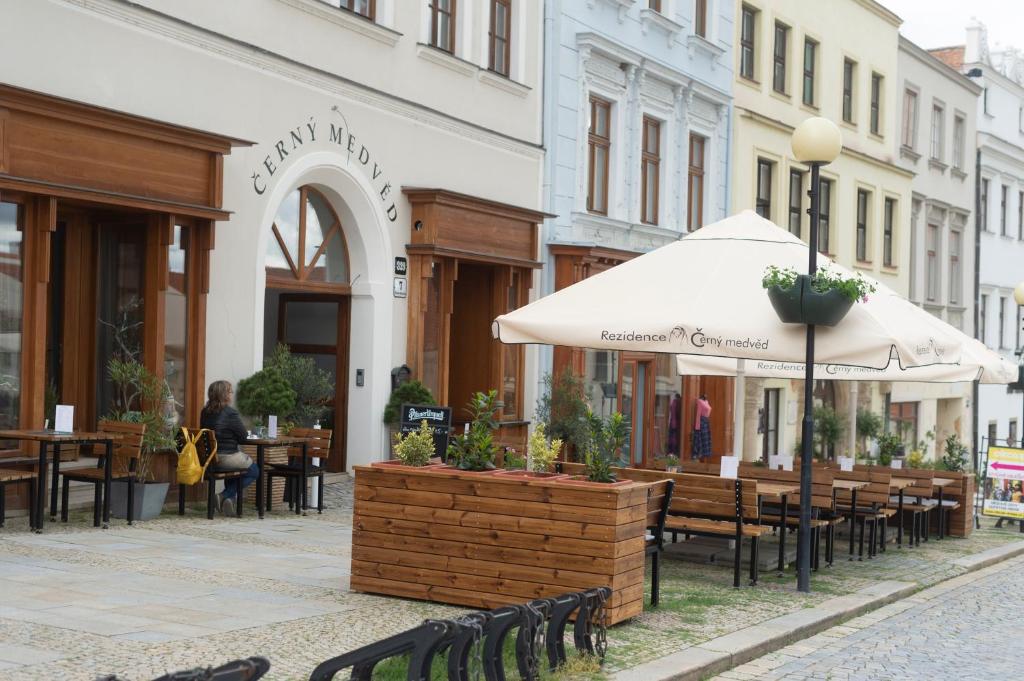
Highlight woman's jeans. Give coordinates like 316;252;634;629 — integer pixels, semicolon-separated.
222;463;259;501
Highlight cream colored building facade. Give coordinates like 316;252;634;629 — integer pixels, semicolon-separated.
727;0;914;461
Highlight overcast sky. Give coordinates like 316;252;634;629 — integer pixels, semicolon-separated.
880;0;1024;52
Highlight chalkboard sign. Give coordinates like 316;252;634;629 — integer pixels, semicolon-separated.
399;403;452;459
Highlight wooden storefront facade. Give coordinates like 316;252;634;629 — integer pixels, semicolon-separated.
0;85;242;481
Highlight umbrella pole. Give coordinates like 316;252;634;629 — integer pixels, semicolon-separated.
797;162;822;593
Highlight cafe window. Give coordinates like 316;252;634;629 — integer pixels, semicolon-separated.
0;202;22;437
694;0;707;38
802;38;817;106
641;116;661;225
430;0;455;53
890;401;919;446
755;158;773;219
772;21;788;94
818;178;832;253
687;133;705;231
788;169;803;237
739;5;757;80
587;96;611;215
883;197;895;268
870;72;882;135
855;189;869;262
165;225;189;422
842;59;855;123
340;0;374;20
489;0;511;77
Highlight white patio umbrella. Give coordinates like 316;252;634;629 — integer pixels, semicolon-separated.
676;336;1017;384
493;210;964;370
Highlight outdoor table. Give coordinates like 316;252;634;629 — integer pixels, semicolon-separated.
833;479;869;560
933;477;956;539
244;436;309;519
889;477;914;548
755;481;800;575
0;429;123;532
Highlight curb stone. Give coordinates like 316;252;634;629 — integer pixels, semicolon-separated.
612;540;1024;681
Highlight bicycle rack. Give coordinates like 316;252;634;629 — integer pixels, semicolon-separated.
97;656;272;681
543;592;582;669
308;619;458;681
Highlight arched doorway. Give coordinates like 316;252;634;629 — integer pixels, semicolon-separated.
264;185;350;471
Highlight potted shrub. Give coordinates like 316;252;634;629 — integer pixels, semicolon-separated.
375;420;437;469
446;390;500;473
563;412;632;486
856;409;882;456
535;369;591;460
877;432;902;467
236;366;297;431
265;343;333;429
812;405;844;461
497;423;564;479
106;358;177;521
940;434;968;472
762;265;877;327
664;454;681;473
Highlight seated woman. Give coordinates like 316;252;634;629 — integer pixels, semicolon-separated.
200;380;258;516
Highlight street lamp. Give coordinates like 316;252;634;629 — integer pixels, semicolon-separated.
791;117;843;592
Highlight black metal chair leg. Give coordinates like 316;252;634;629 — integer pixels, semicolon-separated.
266;473;274;512
178;483;186;516
650;551;660;607
319;469;325;513
207;479;216;520
61;477;70;522
127;476;134;526
858;516;865;561
0;483;4;528
93;482;102;527
27;480;36;531
236;483;243;517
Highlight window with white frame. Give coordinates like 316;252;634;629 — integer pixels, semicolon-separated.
883;198;895;267
981;293;989;345
773;22;789;94
740;5;757;80
1000;295;1008;348
925;223;939;302
930;104;944;161
953;115;965;170
856;189;870;261
949;229;962;305
756;158;773;219
901;89;917;148
1002;184;1009;236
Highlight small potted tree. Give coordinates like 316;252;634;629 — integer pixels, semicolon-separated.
763;265;876;327
562;412;632;487
497;423;565;479
374;420;437;469
446;390;500;473
877;432;902;467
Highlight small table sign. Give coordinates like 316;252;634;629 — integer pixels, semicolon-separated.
268;415;278;439
769;455;793;471
719;455;739;479
838;456;854;472
54;405;74;434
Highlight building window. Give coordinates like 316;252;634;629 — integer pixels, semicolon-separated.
949;229;962;305
925;224;938;302
988;421;997;447
756;159;773;219
981;179;989;232
694;0;708;38
981;294;988;345
165;225;189;423
818;178;832;253
687;133;706;231
1010;420;1019;448
1000;296;1008;348
430;0;455;53
773;22;788;94
842;59;855;123
1001;185;1009;236
870;73;882;135
930;104;944;160
1019;190;1023;240
649;0;662;10
883;198;895;268
856;189;869;261
488;0;511;76
502;270;522;418
341;0;374;19
740;5;757;80
890;402;919;447
0;202;22;437
587;96;611;215
953;115;965;169
802;38;817;107
641;116;661;225
788;169;803;236
1018;305;1023;351
983;87;990;115
901;89;917;148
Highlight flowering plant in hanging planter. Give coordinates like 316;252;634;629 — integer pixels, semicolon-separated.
762;266;876;327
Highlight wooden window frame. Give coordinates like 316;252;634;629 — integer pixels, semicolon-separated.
430;0;456;54
694;0;707;38
1000;295;1008;349
856;189;869;262
981;294;988;345
842;59;855;123
687;133;705;232
772;21;788;94
788;169;803;237
870;72;882;135
488;0;512;77
755;158;773;219
802;38;816;107
640;116;661;226
340;0;375;21
587;96;611;216
981;179;989;232
740;5;756;80
266;185;352;294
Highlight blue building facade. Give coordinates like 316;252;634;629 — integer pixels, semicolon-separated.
540;0;734;463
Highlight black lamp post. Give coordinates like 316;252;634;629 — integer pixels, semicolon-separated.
791;117;843;592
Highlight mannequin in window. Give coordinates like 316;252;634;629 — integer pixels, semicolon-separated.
692;393;712;462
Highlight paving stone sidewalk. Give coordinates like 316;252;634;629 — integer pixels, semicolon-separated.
711;553;1024;681
0;477;1021;680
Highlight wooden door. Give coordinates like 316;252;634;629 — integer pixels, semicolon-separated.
619;356;655;467
681;375;734;461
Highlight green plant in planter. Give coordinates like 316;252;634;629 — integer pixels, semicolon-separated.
535;369;591;460
940;434;969;472
877;432;902;467
383;380;436;427
856;409;882;454
763;265;877;327
584;450;617;483
236;366;297;425
503;448;526;470
106;358;176;481
906;449;926;469
762;266;877;303
447;390;500;471
391;420;435;466
579;410;628;482
663;454;680;471
812;406;844;461
527;423;562;473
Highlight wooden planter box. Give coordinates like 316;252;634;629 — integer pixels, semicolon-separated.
350;465;652;624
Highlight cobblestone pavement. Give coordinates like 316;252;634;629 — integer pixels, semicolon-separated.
713;554;1024;681
1;476;1022;680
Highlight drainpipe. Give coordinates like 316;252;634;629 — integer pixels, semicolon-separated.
972;146;982;470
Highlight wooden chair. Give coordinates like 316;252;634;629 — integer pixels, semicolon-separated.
60;420;146;526
644;479;675;607
888;468;935;547
833;468;894;560
0;467;37;529
265;428;333;515
174;428;244;519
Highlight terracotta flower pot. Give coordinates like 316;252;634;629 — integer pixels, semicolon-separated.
767;274;854;327
559;475;632;487
371;460;446;470
494;470;567;480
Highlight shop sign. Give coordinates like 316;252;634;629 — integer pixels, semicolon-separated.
250;107;398;222
983;446;1024;519
400;404;452;457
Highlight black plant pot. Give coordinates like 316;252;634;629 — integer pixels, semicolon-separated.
766;274;854;327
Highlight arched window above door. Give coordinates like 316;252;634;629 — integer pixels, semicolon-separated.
266;186;349;287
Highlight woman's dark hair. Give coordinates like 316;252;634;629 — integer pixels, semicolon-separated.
700;393;708;401
203;380;233;415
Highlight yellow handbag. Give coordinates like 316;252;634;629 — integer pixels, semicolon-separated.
176;427;218;485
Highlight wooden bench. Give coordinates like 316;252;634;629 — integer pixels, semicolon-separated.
833;468;894;560
644;480;674;607
883;468;935;547
560;463;771;587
